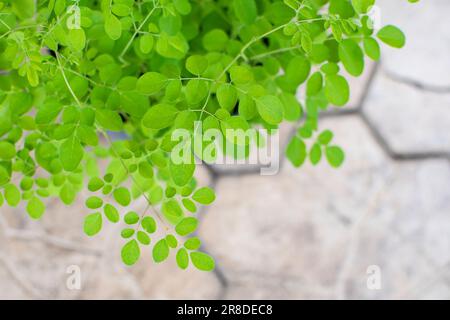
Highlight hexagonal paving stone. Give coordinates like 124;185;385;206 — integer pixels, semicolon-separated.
200;116;450;299
378;0;450;89
363;71;450;155
201;116;389;296
338;160;450;299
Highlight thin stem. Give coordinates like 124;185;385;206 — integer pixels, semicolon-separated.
119;1;160;62
99;130;168;227
56;52;82;107
249;45;303;61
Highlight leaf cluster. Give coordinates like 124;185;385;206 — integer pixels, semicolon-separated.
0;0;416;269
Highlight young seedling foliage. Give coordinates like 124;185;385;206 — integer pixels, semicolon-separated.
0;0;416;270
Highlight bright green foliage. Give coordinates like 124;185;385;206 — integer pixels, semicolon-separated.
152;238;170;263
84;212;102;237
176;248;189;269
0;0;415;271
190;252;215;271
121;239;140;266
26;196;45;219
377;25;406;49
192;187;216;205
175;217;198;236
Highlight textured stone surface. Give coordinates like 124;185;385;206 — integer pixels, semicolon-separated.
363;71;450;155
201;117;386;295
201;117;450;299
338;160;450;299
378;0;450;89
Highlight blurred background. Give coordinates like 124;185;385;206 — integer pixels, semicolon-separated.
1;0;449;299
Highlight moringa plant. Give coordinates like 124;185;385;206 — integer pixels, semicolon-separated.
0;0;417;271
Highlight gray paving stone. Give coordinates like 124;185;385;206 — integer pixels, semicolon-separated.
377;0;450;89
200;116;450;299
363;71;450;155
342;160;450;299
201;117;388;294
224;277;333;300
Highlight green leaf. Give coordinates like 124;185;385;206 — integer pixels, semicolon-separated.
169;160;195;187
60;137;83;172
137;231;151;245
0;166;10;187
202;29;229;52
190;252;215;271
142;216;157;234
176;248;189;270
162;199;184;225
121;239;140;266
113;187;131;207
77;126;99;146
140;34;154;54
185;237;201;250
318;130;334;145
142;104;179;130
351;0;375;14
121;228;135;239
338;39;364;76
124;211;139;224
137;72;168;95
86;196;103;209
182;198;197;213
175;217;198;236
217;84;238;112
325;75;350;107
309;143;322;165
112;4;131;17
95;109;123;131
60;183;76;205
192;187;216;205
83;212;102;236
185;79;209;106
377;25;406;49
233;0;257;25
363;37;381;61
174;0;192;15
12;0;35;19
26;196;45;220
0;141;16;160
186;55;208;76
286;137;307;168
104;204;120;223
280;93;302;122
306;72;323;96
256;95;284;125
152;239;170;263
88;177;104;192
326;146;345;168
156;33;189;59
105;14;122;40
166;234;178;248
149;186;164;205
230;66;254;85
69;29;86;51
